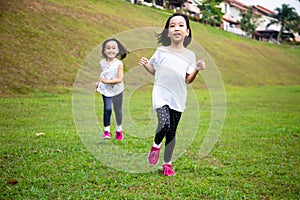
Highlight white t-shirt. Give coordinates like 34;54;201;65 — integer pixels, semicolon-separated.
149;46;196;112
96;58;124;97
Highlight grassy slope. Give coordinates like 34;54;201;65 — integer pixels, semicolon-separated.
1;1;300;199
0;0;166;95
0;0;300;95
195;25;300;86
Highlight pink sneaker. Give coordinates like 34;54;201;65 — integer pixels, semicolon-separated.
102;131;110;139
116;131;123;140
147;146;160;166
162;164;175;176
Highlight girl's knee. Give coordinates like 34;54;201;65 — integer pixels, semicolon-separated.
104;108;112;114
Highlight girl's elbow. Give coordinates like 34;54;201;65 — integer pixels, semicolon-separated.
117;78;123;83
151;69;156;75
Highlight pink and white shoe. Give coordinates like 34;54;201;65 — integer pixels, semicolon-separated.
147;146;160;166
102;131;111;139
162;164;175;176
116;131;123;140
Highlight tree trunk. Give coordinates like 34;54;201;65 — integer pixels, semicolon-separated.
277;22;285;42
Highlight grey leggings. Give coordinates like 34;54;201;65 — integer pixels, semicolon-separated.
102;92;123;127
154;105;182;163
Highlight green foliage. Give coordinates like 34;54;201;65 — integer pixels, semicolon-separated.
286;15;300;34
267;4;299;41
198;0;223;26
239;6;261;38
169;0;185;7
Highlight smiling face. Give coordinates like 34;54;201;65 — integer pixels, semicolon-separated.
103;40;119;60
167;16;190;45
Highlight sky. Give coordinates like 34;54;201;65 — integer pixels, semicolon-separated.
239;0;300;14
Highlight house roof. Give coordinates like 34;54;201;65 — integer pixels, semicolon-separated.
183;1;200;14
222;16;239;24
225;0;276;17
256;29;278;33
253;5;276;16
227;0;248;11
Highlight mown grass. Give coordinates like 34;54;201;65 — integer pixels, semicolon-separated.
1;0;300;199
1;0;300;95
1;86;299;199
0;0;167;95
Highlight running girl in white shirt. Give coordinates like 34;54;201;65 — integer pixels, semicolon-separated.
139;13;206;176
97;38;128;140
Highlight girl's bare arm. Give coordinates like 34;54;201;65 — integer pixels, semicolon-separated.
101;62;124;84
186;59;206;84
139;57;155;75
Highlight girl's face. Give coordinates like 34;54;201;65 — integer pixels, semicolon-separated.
167;16;190;44
104;40;119;60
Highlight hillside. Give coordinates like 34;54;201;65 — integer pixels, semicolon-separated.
1;0;300;95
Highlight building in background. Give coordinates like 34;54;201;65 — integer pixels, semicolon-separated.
252;5;281;42
126;0;298;43
182;0;201;16
220;0;285;42
220;0;248;35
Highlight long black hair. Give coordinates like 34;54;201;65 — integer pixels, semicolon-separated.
101;38;129;60
157;13;192;48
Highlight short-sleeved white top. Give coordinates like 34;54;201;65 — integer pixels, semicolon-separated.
149;46;196;112
96;58;124;97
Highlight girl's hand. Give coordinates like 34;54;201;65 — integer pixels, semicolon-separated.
139;57;149;66
196;59;206;71
139;57;155;75
100;76;108;84
96;82;99;88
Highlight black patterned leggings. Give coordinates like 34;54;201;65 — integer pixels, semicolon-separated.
154;105;182;163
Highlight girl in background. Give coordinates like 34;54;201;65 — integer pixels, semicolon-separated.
139;13;206;176
97;38;128;140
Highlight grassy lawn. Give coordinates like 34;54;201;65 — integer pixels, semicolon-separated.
1;86;299;199
1;0;300;199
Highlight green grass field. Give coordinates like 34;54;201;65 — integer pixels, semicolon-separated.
1;0;300;199
1;86;299;199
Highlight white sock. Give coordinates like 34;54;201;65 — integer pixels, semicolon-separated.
163;161;172;165
116;125;122;132
104;126;110;132
152;142;162;148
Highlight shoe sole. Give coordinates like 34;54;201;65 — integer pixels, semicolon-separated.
164;173;175;176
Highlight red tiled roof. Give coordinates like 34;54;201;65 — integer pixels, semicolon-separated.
222;16;238;24
228;0;248;11
226;0;275;16
228;0;248;7
253;5;276;15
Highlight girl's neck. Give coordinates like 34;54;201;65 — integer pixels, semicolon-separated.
106;57;115;64
167;43;186;52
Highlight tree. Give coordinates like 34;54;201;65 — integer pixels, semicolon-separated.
168;0;185;8
239;6;261;38
198;0;223;26
267;4;299;41
286;15;300;33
